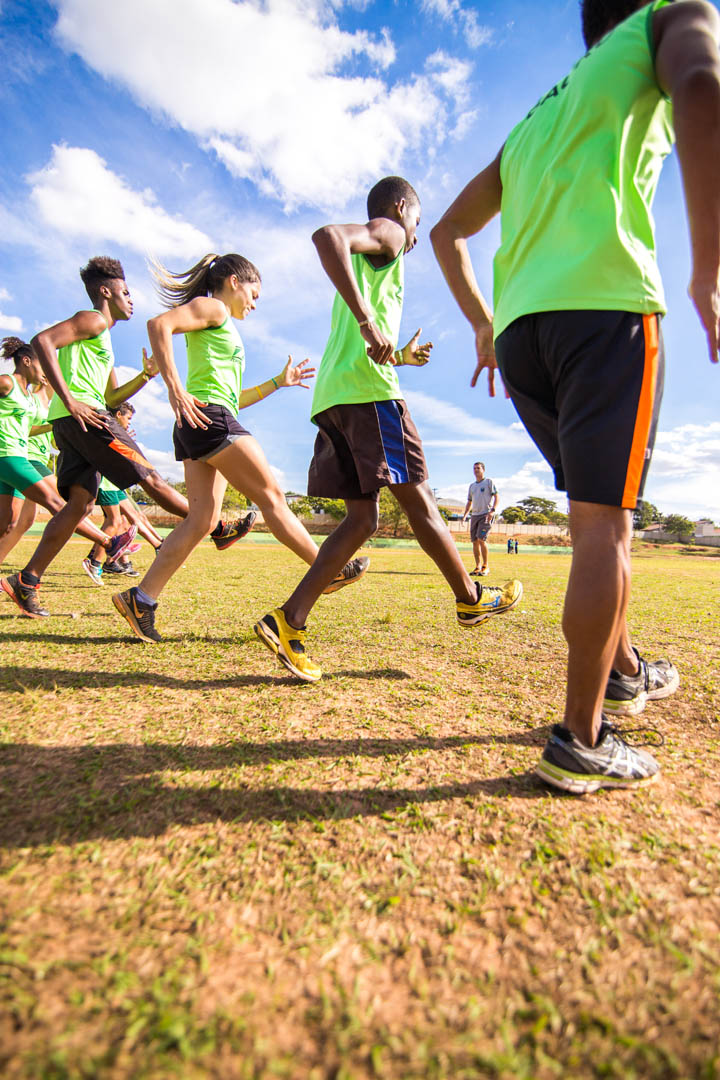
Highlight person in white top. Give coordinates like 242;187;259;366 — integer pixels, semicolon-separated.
462;461;498;575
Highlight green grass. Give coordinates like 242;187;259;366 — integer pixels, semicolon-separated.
1;539;719;1078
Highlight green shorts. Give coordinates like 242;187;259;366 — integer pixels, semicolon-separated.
97;487;128;506
0;456;52;499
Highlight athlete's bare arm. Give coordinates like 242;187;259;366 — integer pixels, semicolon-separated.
430;150;503;396
312;219;405;366
104;350;158;411
0;375;14;397
30;311;109;431
147;297;226;429
655;0;720;363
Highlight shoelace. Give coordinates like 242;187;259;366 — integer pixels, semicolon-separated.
605;721;664;749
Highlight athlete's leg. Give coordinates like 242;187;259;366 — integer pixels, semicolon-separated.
562;500;633;746
0;497;37;563
19;477;121;549
135;461;226;601
391;480;477;603
139;472;189;518
472;536;482;570
210;437;318;565
119;500;163;548
21;484;104;578
281;498;379;627
479;536;489;569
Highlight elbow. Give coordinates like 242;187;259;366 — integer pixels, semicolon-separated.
312;224;338;251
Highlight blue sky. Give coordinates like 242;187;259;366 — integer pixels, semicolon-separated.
1;0;718;519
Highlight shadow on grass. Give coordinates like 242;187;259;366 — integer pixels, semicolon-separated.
0;733;551;846
0;665;412;691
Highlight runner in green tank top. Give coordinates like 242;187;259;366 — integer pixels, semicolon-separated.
431;0;720;792
255;176;522;684
112;252;368;644
0;338;126;575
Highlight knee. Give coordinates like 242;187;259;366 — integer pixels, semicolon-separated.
349;501;379;536
258;487;286;516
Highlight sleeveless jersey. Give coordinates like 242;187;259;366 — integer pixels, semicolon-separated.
493;0;674;339
28;394;54;466
49;319;114;420
311;250;404;420
0;375;35;456
185;317;245;414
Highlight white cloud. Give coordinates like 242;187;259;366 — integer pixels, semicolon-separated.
438;459;563;512
54;0;476;209
0;312;23;333
645;421;720;520
404;388;534;451
28;145;211;257
422;0;493;49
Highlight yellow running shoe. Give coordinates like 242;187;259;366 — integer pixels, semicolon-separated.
254;608;322;682
456;579;523;628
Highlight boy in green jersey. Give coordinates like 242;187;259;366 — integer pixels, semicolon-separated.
255;177;522;682
431;0;720;792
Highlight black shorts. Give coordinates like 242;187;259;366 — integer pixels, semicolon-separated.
52;412;158;501
308;399;428;501
495;311;664;509
173;403;251;462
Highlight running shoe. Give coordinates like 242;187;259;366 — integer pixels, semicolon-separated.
112;587;162;643
0;573;50;618
81;557;104;586
106;525;138;563
469;568;481;577
322;556;370;594
535;719;661;794
254;608;322;682
479;565;489;576
211;511;257;551
127;543;142;555
456;579;523;627
121;561;140;578
604;647;679;716
102;560;129;575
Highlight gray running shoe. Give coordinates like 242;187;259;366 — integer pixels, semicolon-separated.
81;557;104;586
604;646;679;716
536;720;661;794
322;556;370;594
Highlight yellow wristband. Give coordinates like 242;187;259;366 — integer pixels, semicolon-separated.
256;385;264;400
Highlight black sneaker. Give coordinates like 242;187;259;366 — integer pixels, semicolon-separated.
211;511;257;551
604;646;679;716
1;573;50;618
322;556;370;594
536;720;661;794
112;587;162;643
103;560;129;575
121;561;140;578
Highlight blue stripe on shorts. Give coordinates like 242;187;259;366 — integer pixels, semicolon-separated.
375;400;409;484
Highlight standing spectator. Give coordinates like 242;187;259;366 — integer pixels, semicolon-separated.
462;462;498;575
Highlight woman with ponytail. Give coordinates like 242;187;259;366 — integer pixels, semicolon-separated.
0;337;133;596
112;253;368;644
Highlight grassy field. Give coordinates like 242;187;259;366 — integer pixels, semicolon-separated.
0;538;718;1079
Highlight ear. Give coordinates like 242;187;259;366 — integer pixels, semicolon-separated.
99;283;112;300
395;197;406;218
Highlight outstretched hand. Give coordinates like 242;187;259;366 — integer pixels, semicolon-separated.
142;347;159;378
689;277;720;365
396;328;433;366
470;323;503;398
279;355;316;389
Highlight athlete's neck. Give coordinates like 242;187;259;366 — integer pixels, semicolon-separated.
93;302;115;330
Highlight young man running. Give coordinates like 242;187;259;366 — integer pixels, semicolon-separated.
462;461;498;575
431;0;719;792
255;177;522;682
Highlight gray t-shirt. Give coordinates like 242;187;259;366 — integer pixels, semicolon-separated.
468;479;497;515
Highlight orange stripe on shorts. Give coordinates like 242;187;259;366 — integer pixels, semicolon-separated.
108;439;154;471
621;314;658;509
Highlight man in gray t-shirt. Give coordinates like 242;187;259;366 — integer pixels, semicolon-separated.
462;461;498;576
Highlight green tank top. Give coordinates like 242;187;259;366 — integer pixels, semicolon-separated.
311;250;404;420
185;317;245;414
0;374;34;456
28;394;54;466
48;320;114;420
492;0;674;339
99;475;122;493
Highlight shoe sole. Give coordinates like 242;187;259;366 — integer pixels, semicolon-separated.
535;759;659;794
253;617;321;683
457;582;523;628
602;691;648;717
0;577;45;618
322;561;369;595
112;592;160;644
647;670;680;700
81;561;104;587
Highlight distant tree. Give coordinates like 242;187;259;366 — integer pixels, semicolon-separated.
501;505;526;523
518;496;568;527
525;512;550;525
378;489;410;536
633;499;660;529
437;505;452;523
222;484;249;512
287;495;345;521
662;514;695;540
